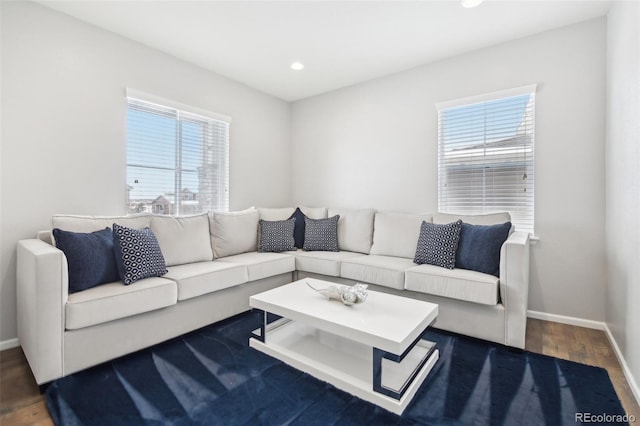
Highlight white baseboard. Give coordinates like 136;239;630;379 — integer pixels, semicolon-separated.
603;324;640;408
527;310;606;330
0;338;19;351
527;310;640;408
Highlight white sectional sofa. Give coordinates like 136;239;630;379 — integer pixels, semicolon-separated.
17;206;529;385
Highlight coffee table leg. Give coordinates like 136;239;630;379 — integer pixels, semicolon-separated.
251;309;267;343
372;331;436;400
252;310;291;344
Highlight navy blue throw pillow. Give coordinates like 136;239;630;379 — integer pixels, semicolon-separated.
289;207;307;249
53;227;119;294
455;222;511;277
112;223;167;285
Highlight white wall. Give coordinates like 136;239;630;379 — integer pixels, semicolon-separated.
606;1;640;400
292;19;607;321
0;2;291;342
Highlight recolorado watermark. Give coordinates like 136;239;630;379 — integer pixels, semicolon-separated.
575;412;636;423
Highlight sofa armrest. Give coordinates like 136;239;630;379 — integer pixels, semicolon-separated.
499;231;530;349
17;239;68;384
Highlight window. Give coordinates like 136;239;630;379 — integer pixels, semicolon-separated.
437;85;535;234
126;90;230;215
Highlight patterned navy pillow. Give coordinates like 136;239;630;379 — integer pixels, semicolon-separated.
258;218;296;253
414;220;463;269
112;223;168;285
303;215;340;252
456;221;511;277
53;227;120;293
289;207;307;249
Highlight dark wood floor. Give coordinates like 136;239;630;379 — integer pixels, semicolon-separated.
1;319;638;425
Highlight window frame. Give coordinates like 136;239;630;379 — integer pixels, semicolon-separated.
125;89;231;216
435;85;536;234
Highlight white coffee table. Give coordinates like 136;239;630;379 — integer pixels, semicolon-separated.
249;278;439;415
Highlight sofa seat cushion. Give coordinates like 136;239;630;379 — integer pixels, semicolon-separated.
340;255;415;290
292;250;363;277
164;261;248;301
65;277;177;330
404;264;499;305
217;252;294;281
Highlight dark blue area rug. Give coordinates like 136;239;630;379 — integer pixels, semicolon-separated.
46;311;627;425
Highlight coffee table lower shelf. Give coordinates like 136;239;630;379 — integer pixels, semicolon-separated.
250;319;438;415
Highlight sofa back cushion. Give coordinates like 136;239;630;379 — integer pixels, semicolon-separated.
299;206;327;219
210;208;260;258
258;207;295;221
52;213;150;235
433;212;511;226
327;208;375;254
370;211;433;259
258;206;327;221
150;214;213;267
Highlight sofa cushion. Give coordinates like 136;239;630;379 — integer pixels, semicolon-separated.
303;216;340;252
210;208;259;258
340;255;416;290
299;206;328;219
259;218;296;253
258;207;295;221
370;211;433;259
217;252;295;281
65;277;177;330
52;214;150;239
150;214;213;267
292;250;363;277
433;212;511;226
405;264;499;305
414;220;462;269
328;208;375;254
112;224;168;285
52;227;119;293
164;261;248;301
456;222;511;277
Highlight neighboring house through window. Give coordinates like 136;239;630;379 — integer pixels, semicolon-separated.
436;85;536;234
126;90;230;215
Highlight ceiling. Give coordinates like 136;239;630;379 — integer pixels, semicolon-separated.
37;0;612;102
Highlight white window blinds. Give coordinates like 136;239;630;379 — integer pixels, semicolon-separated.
437;85;535;234
126;91;230;215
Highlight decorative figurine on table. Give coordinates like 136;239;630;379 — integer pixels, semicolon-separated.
306;281;368;306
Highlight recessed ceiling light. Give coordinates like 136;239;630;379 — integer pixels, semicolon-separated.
290;62;305;71
461;0;484;8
